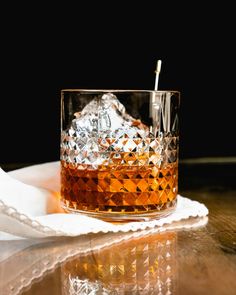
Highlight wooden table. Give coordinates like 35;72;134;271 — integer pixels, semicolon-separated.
0;162;236;295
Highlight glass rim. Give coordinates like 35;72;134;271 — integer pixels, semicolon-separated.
61;89;180;95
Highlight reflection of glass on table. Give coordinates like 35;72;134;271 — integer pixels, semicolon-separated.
61;231;177;294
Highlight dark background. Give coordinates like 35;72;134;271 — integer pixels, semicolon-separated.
1;5;235;166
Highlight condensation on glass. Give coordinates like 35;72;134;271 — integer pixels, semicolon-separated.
60;90;180;221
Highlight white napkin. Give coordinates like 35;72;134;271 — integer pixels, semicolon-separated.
0;162;209;239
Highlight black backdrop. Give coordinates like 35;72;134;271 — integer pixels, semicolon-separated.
1;5;235;165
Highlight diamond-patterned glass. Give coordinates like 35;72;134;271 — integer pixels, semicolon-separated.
60;91;180;220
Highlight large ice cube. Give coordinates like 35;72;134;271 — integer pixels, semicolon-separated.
61;93;150;167
73;93;136;133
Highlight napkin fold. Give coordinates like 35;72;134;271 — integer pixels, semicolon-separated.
0;162;209;239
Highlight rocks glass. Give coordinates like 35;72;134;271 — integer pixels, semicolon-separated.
60;90;180;221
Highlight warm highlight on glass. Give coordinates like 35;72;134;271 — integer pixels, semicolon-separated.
60;90;180;221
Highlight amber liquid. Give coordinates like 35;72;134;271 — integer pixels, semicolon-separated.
60;155;178;217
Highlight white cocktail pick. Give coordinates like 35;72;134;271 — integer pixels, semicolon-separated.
154;60;162;90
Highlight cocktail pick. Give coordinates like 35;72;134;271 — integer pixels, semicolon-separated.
154;60;162;90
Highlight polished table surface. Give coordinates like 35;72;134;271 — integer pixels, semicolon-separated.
0;162;236;295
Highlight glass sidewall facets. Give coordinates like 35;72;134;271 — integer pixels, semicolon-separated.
60;90;180;221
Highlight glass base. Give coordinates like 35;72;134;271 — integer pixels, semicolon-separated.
60;199;177;222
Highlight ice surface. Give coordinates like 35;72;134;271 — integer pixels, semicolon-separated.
72;93;143;134
61;93;150;166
